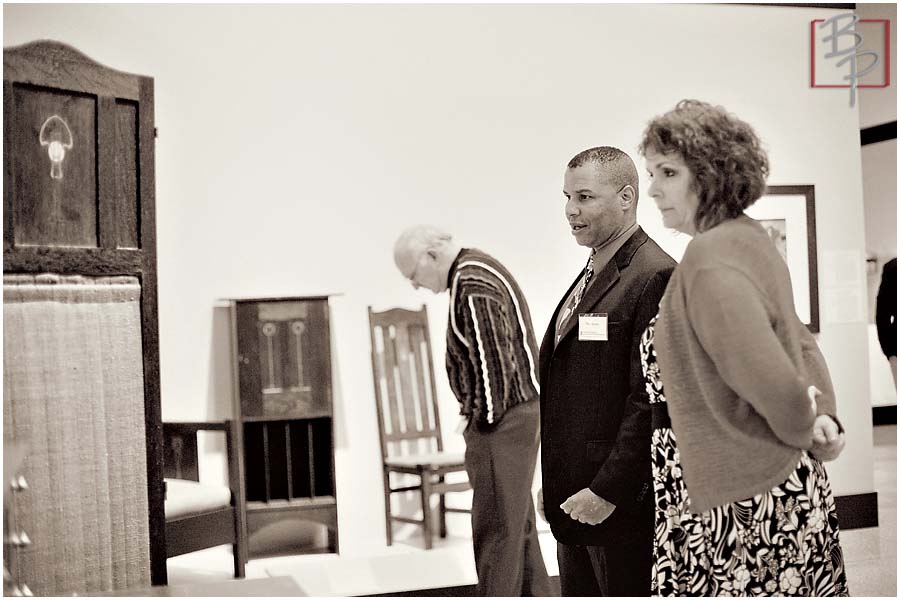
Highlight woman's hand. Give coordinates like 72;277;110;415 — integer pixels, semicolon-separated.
809;414;845;461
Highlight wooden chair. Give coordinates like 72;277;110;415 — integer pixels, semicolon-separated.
162;421;247;578
367;305;471;550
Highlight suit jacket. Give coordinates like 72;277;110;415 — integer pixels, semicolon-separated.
876;257;897;359
539;227;675;546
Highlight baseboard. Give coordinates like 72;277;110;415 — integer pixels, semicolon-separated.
873;405;897;425
835;492;879;530
365;576;561;597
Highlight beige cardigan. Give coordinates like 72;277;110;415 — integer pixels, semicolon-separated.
655;215;837;513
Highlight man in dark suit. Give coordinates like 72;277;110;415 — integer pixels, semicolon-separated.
537;146;675;596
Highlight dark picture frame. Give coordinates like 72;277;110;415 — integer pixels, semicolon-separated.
747;185;820;333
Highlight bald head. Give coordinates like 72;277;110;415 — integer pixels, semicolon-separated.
393;225;452;274
567;146;640;210
393;225;460;293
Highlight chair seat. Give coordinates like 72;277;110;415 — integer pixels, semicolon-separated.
164;478;231;520
384;451;466;469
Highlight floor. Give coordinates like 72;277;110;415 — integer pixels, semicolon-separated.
167;425;897;596
840;424;897;597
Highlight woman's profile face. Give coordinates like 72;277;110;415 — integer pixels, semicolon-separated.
644;147;701;236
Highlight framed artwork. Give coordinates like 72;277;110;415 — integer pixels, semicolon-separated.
746;184;819;333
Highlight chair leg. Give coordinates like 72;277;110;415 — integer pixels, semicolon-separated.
232;503;247;578
328;527;339;554
420;471;433;550
383;468;394;546
232;543;246;579
438;475;448;539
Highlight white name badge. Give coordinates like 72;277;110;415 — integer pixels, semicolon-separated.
578;313;608;341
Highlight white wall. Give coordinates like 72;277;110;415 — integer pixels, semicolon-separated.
856;4;896;408
857;2;897;281
858;3;897;129
4;3;877;554
862;139;898;265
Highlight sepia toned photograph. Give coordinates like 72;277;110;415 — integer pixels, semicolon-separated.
2;2;896;598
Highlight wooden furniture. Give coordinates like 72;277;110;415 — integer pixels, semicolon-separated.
367;305;471;550
162;421;247;578
3;40;166;591
226;296;339;556
4;443;31;596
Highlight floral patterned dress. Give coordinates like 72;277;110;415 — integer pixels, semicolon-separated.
641;316;850;597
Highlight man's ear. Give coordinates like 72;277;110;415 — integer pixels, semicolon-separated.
619;185;636;209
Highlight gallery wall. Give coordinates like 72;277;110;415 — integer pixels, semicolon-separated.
858;2;897;130
858;2;897;269
856;3;897;408
4;3;877;554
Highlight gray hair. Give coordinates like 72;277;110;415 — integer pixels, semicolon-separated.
393;225;452;271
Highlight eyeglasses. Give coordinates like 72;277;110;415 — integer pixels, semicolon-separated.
406;252;426;288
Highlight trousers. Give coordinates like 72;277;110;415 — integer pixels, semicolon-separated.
557;540;651;597
463;401;552;596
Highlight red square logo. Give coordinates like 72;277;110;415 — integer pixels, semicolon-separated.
811;17;890;88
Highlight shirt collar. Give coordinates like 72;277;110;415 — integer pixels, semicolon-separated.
590;221;639;271
446;248;468;289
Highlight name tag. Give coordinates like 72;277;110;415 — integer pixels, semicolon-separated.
578;313;608;341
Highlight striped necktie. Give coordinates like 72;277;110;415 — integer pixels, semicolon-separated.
571;251;595;310
557;251;596;342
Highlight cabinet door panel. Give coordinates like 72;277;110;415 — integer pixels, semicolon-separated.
303;301;333;414
12;84;98;248
235;302;263;417
238;300;331;418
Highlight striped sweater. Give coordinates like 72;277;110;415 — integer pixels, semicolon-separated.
445;248;540;431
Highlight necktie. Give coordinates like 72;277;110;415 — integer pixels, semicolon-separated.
557;251;596;342
571;251;595;310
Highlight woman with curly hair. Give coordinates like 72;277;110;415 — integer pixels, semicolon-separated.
637;100;849;596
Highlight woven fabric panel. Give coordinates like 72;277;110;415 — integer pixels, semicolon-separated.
3;274;151;595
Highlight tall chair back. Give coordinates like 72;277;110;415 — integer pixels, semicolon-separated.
368;305;445;462
367;305;470;549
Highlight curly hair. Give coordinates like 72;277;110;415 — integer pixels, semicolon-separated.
638;100;769;233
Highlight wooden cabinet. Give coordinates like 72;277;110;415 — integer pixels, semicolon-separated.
227;296;339;555
3;41;165;591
